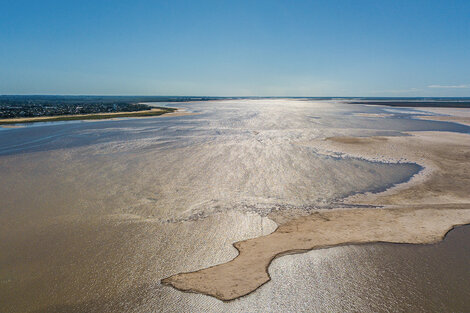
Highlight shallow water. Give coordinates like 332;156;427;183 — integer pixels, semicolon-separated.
156;225;470;313
0;99;468;312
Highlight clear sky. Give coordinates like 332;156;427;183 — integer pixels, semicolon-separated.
1;0;469;96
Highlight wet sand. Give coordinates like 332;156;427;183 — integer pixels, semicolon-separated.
418;116;470;127
354;113;394;118
1;99;470;312
162;207;470;301
0;125;24;129
321;132;470;206
413;107;470;126
415;107;470;116
162;131;470;301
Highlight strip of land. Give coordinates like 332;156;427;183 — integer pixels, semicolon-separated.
162;130;470;301
411;107;470;127
0;107;181;125
162;206;470;301
347;100;470;108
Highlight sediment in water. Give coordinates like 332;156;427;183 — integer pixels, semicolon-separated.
162;131;470;301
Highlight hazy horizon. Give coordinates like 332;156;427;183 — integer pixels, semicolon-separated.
2;0;469;97
2;94;470;99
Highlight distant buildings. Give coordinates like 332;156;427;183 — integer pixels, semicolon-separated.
0;100;151;118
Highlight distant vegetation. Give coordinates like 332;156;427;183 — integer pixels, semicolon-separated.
2;96;469;121
0;95;207;119
0;107;177;125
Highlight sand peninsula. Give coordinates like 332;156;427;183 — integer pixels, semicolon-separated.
0;107;196;125
162;127;470;301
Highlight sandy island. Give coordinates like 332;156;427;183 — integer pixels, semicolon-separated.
162;127;470;301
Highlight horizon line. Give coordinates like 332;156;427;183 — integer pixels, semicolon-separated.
2;94;470;99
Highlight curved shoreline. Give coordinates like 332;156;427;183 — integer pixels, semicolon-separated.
316;134;436;205
161;207;470;301
161;130;470;301
320;132;470;206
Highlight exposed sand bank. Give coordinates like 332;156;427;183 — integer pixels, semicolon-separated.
415;107;470;117
415;115;470;127
162;131;470;301
158;109;197;117
0;125;24;129
354;113;394;118
413;107;470;126
162;206;470;301
321;132;470;206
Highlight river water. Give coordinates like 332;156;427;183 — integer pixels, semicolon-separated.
0;99;468;312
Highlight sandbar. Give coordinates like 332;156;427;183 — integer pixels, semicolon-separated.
412;107;470;126
162;130;470;301
354;113;394;118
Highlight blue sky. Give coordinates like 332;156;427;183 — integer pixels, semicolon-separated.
1;0;469;96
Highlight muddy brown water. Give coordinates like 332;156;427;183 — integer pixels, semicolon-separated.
1;99;469;312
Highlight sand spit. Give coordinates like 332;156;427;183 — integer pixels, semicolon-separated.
159;109;198;118
415;115;470;127
162;207;470;301
162;131;470;301
415;107;470;117
412;107;470;127
354;113;394;118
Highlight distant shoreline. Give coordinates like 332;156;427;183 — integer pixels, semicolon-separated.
347;100;470;108
0;107;178;125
